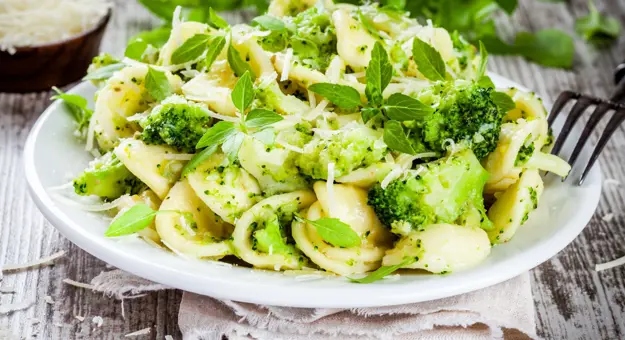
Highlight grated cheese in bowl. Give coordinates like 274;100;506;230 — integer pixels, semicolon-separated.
0;0;112;54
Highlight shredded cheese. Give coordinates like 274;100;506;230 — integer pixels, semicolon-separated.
602;213;615;222
307;90;317;109
1;250;66;272
326;55;344;83
44;296;55;305
178;215;196;236
164;153;194;161
280;48;293;82
596;256;625;272
74;315;85;322
305;100;329;121
604;178;621;187
50;192;130;212
124;327;151;337
326;163;336;217
63;278;96;290
276;140;304;154
92;316;104;327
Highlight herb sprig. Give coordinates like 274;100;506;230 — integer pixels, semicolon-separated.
294;214;361;248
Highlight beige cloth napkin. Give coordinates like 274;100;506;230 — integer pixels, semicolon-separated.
87;270;538;340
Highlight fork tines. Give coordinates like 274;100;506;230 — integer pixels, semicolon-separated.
548;90;625;185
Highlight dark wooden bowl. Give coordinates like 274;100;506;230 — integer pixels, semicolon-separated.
0;10;112;93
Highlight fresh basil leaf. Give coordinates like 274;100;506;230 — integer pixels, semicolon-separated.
308;83;362;109
196;121;237;149
383;0;406;10
138;0;178;21
514;29;574;69
361;107;381;124
170;34;211;64
129;26;171;48
494;0;518;15
232;71;255;113
245;109;284;129
222;131;245;162
145;67;172;101
204;35;226;71
365;42;393;105
253;127;276;145
491;91;516;113
477;75;495;89
228;43;256;80
105;204;156;237
359;11;382;40
296;216;361;248
383;120;416;155
51;87;92;124
477;41;488;80
125;40;149;61
383;93;433;121
181;144;218;176
82;63;125;81
412;37;446;81
350;257;416;284
252;15;285;31
208;8;229;29
575;1;621;47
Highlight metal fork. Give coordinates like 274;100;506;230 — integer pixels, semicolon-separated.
547;60;625;185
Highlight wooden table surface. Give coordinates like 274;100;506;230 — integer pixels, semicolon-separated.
1;0;625;339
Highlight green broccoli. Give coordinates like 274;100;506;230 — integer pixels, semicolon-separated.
89;53;120;70
295;126;387;180
368;149;492;235
254;214;299;255
406;81;504;159
140;96;212;153
73;152;144;201
254;78;310;115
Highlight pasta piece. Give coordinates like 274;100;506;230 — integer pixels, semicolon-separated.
292;182;394;275
382;224;491;274
182;72;238;117
232;26;276;77
113;139;185;199
158;22;211;66
186;152;262;224
233;191;317;270
156;180;232;258
268;0;319;16
92;65;183;151
273;52;328;87
255;76;310;115
238;136;309;195
487;169;544;244
332;9;377;70
502;89;550;146
335;162;394;188
115;190;162;243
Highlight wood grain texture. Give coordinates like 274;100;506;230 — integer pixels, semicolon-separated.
1;0;625;339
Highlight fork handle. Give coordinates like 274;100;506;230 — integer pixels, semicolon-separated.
611;60;625;103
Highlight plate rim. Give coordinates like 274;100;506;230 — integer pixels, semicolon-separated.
23;75;602;308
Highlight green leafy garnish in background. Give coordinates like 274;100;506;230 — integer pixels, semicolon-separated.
575;1;622;47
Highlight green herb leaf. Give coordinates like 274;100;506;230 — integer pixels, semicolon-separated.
252;15;285;31
296;215;361;248
124;40;148;61
308;83;362;109
196;121;237;149
384;0;406;10
170;34;211;65
208;8;229;29
491;91;516;113
365;42;393;105
383;120;416;155
254;215;292;254
253;127;276;145
477;41;488;80
245;109;284;128
204;35;226;71
350;257;416;283
227;43;256;80
145;67;172;101
495;0;518;15
412;37;446;81
383;93;433;121
359;11;382;40
575;1;621;47
361;107;381;124
129;26;171;48
514;29;574;69
182;144;218;176
477;75;495;89
222;131;245;162
104;204;156;237
82;63;125;81
231;71;255;112
51;87;92;125
137;0;178;21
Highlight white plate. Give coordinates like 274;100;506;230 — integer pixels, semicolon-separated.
24;74;602;308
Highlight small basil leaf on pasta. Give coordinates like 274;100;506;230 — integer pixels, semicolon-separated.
182;144;218;176
232;71;255;113
222;131;245;162
82;63;125;81
350;257;416;284
196;121;237;149
252;15;285;31
145;67;171;101
383;93;433;121
477;41;488;80
361;107;381;124
124;40;148;61
205;36;226;71
491;91;516;113
170;34;210;65
245;109;284;129
308;83;362;109
296;215;361;248
105;204;156;237
411;37;446;81
366;42;393;106
383;120;416;155
208;8;229;29
228;44;256;80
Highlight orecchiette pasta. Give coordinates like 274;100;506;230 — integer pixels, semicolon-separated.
332;9;377;70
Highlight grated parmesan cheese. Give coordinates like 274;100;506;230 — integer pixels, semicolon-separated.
44;296;55;305
326;163;335;217
74;315;85;322
596;256;625;272
0;0;112;54
63;278;96;290
602;213;615;222
1;250;65;272
92;316;103;327
280;48;293;82
50;192;130;212
124;327;151;337
305;99;329;121
308;90;317;109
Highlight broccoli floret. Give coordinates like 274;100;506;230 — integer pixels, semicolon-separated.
89;53;120;70
254;214;299;255
368;149;492;234
254;77;310;115
515;142;535;166
295;126;387;180
140;96;211;153
73;152;144;201
406;82;504;159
